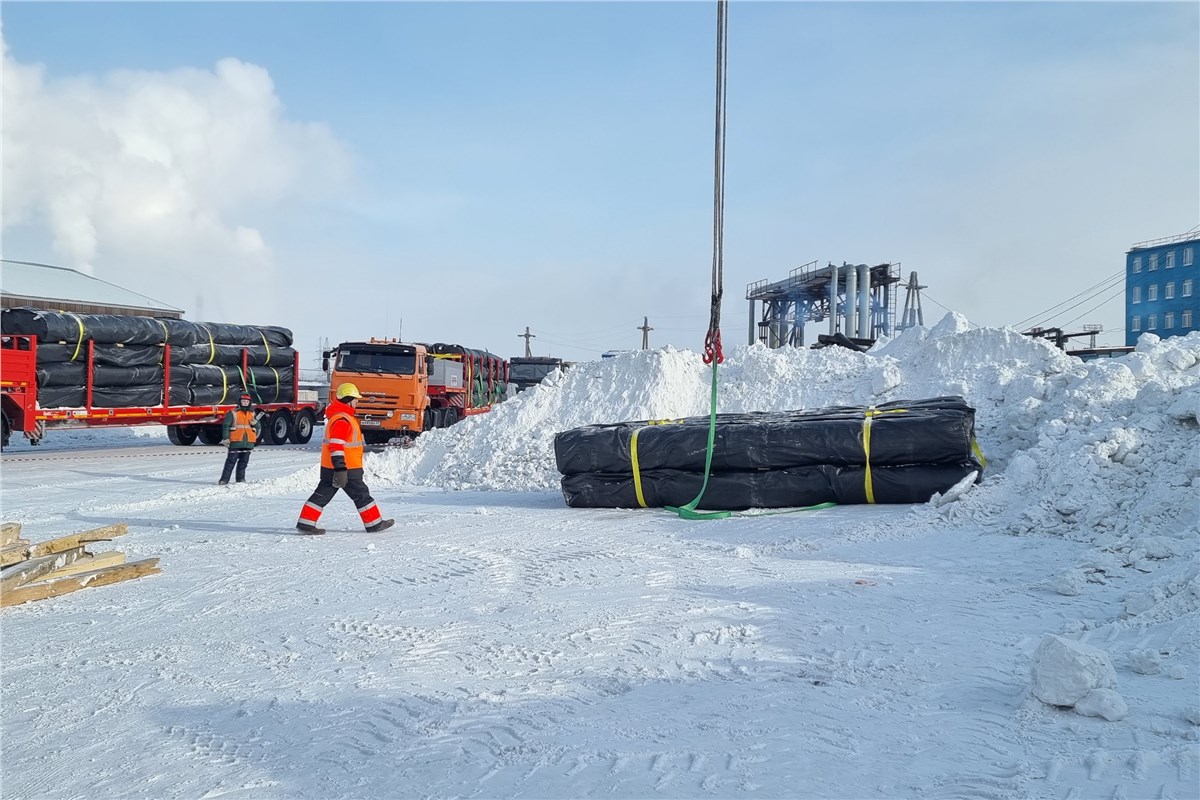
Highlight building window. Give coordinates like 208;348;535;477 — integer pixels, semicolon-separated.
1185;310;1193;328
1166;251;1175;268
1132;286;1141;303
1184;279;1193;297
1132;316;1141;331
1185;248;1194;266
1166;282;1175;299
1165;312;1175;329
1133;256;1142;272
1148;284;1158;301
1150;254;1158;271
1148;314;1157;329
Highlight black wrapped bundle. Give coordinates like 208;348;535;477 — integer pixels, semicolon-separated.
35;343;179;366
560;462;981;510
2;308;188;346
554;397;977;475
197;323;292;348
178;343;296;367
245;367;296;403
36;363;87;387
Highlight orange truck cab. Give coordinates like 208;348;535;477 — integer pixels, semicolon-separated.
323;338;508;444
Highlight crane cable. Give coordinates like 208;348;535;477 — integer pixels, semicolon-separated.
667;0;730;521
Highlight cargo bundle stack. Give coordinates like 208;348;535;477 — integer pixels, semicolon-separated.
554;396;984;510
1;308;318;448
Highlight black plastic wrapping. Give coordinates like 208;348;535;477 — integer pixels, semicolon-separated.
2;308;293;349
176;343;295;367
554;397;977;475
561;462;981;510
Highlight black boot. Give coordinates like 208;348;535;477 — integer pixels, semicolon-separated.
296;523;326;535
366;519;395;533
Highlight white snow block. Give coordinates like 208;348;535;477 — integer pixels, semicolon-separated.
1128;649;1163;675
1074;688;1128;721
1031;635;1117;706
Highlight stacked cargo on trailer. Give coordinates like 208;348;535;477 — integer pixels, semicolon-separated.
323;338;508;444
0;308;318;448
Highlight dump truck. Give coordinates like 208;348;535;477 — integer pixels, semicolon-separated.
323;338;508;444
1;309;319;449
508;356;570;393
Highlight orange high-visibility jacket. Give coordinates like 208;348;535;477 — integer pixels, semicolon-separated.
224;409;258;449
320;399;364;469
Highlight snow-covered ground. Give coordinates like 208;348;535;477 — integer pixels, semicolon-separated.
2;315;1197;800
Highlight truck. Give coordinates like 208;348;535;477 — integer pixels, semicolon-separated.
508;356;570;393
1;312;319;449
322;338;508;444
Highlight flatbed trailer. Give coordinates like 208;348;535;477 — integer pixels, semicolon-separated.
1;334;318;449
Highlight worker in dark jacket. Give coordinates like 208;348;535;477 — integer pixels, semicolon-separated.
295;382;395;534
218;393;261;485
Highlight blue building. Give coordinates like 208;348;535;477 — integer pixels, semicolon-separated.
1126;229;1200;346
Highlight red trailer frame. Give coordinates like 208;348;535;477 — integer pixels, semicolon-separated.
1;334;318;448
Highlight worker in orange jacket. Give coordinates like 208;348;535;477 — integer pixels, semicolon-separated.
218;393;261;485
295;382;395;535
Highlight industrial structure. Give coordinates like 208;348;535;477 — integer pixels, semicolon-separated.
745;261;910;348
1125;229;1199;346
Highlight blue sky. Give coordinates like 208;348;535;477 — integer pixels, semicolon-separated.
3;1;1197;364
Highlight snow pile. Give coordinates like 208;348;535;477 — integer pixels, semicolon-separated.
1030;634;1127;720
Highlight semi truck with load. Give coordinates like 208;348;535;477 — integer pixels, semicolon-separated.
1;308;319;449
323;338;508;444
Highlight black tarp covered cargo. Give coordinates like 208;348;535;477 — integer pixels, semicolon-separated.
554;397;977;475
555;397;983;509
560;462;981;510
1;309;292;349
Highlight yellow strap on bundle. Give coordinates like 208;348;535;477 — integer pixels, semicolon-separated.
861;406;910;504
204;325;216;364
259;330;271;364
219;367;228;404
971;437;987;470
630;427;648;508
69;313;85;361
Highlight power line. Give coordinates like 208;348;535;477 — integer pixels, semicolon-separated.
1012;269;1124;330
1027;273;1125;331
1059;284;1127;330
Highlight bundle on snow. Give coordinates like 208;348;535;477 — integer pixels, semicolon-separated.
2;307;297;407
555;397;984;510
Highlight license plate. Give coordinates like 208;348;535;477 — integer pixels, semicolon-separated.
360;419;382;427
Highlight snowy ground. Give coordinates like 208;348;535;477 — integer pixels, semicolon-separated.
2;316;1198;800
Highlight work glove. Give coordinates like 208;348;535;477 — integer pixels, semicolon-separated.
220;439;230;447
332;469;348;489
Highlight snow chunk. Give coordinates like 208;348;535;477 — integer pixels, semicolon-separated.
1074;688;1128;721
1128;649;1163;675
1031;635;1117;706
1054;569;1088;597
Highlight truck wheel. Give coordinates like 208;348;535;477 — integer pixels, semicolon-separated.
1;412;10;450
264;409;292;445
167;425;199;446
422;408;434;432
198;426;223;446
444;408;459;427
289;409;316;444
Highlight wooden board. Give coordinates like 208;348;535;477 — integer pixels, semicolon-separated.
1;522;21;547
0;546;88;593
0;524;128;567
39;551;126;582
1;558;160;607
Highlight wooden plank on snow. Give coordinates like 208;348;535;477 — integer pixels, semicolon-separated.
39;551;126;582
0;546;88;593
0;524;128;567
1;558;161;607
1;522;21;547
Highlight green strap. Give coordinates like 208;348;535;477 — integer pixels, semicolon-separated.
665;357;730;520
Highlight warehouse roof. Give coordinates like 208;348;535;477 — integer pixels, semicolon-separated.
0;259;183;318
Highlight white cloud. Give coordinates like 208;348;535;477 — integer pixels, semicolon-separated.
1;39;352;325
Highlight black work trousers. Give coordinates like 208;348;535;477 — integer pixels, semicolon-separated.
304;467;375;510
220;449;252;482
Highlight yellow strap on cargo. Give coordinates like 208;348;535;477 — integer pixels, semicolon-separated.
862;406;910;504
69;313;85;361
259;330;270;364
219;367;228;404
971;437;987;470
630;427;648;508
203;325;215;364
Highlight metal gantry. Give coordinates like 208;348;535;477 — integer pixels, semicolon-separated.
745;262;903;347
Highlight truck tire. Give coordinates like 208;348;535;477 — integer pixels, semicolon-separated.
263;409;292;445
444;408;459;427
167;425;199;446
289;409;316;444
199;426;223;446
1;412;10;450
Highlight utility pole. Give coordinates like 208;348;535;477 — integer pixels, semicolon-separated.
899;272;926;331
518;326;535;357
638;316;654;350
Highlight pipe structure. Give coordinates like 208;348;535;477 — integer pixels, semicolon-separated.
857;264;871;338
828;263;839;335
845;262;858;337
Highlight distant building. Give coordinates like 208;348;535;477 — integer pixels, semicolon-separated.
1125;230;1199;346
1;259;183;318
